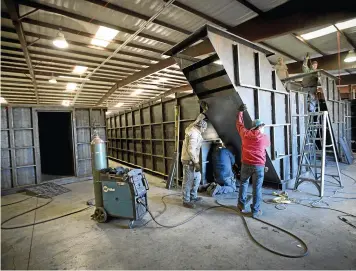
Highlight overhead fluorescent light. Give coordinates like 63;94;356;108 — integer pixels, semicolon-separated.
49;76;57;84
91;26;119;48
335;18;356;30
0;97;7;104
53;32;68;49
131;89;143;96
105;111;112;115
161;54;170;59
66;83;77;91
72;66;88;75
59;76;90;81
115;102;124;107
62;100;70;106
214;60;222;65
166;94;175;99
150;60;159;64
300;26;336;40
344;50;356;63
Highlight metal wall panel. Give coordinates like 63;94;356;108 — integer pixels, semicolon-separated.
1;106;107;190
74;108;107;177
107;93;203;177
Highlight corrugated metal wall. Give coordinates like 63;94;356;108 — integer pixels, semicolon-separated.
106;92;218;177
1;105;106;190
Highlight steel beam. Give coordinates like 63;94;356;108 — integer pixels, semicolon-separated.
235;0;263;15
1;12;164;54
259;42;300;62
291;33;326;56
337;74;356;85
85;0;191;35
334;25;356;50
163;0;230;30
1;27;160;61
1;47;140;72
230;0;356;42
1;38;151;67
287;51;356;73
4;0;39;104
15;0;175;45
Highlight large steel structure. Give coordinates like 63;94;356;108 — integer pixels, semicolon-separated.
165;25;352;188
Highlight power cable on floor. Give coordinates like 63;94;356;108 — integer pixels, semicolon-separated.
1;196;35;207
138;194;308;258
26;196;38;270
1;196;94;230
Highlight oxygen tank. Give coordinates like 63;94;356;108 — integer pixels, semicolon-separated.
91;130;107;207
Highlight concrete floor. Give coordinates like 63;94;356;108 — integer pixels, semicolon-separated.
1;160;356;270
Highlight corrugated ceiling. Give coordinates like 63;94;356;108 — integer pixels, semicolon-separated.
1;0;354;109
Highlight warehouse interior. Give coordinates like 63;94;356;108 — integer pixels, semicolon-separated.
1;0;356;270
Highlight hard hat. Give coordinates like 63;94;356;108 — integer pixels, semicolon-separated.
251;119;265;130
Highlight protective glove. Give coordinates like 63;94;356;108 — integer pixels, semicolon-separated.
305;52;310;60
194;163;201;172
264;167;269;173
200;101;209;113
238;104;247;112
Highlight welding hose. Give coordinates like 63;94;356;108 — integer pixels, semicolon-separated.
1;195;36;207
138;194;308;258
1;196;93;230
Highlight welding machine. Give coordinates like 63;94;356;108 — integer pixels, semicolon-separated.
93;168;149;228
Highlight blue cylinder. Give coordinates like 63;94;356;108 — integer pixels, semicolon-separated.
91;134;107;207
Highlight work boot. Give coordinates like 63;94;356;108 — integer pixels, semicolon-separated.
207;183;216;195
252;210;263;219
183;201;196;209
237;195;253;213
198;184;209;192
191;197;203;202
210;184;221;197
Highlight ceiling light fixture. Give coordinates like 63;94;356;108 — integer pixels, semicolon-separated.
0;97;7;104
131;89;143;96
335;18;356;30
214;60;223;65
91;26;119;48
62;100;70;106
66;83;77;91
58;76;91;81
344;50;356;63
49;74;57;84
300;26;337;40
72;66;88;74
115;102;124;107
105;111;112;115
53;32;69;49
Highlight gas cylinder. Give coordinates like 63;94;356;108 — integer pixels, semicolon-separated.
91;130;107;207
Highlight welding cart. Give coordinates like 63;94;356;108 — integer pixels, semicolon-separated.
93;168;149;228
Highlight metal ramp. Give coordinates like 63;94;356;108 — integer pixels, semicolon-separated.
165;25;291;188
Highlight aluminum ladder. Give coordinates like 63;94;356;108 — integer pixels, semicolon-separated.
294;111;342;197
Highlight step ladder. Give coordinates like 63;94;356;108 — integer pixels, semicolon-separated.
294;111;342;197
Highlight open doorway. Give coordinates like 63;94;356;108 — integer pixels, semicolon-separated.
38;112;75;182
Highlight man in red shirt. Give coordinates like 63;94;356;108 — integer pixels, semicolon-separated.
236;104;270;218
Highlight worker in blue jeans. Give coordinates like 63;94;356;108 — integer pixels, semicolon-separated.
236;104;270;218
208;141;238;196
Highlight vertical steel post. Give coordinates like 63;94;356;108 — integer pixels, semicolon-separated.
175;105;180;188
